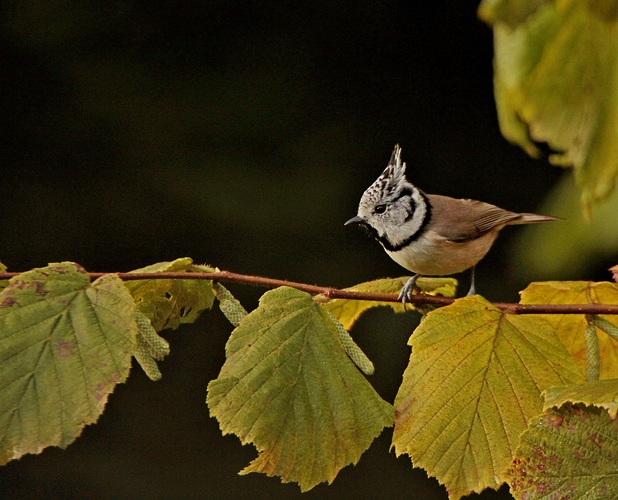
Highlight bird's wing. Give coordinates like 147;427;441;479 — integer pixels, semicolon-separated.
472;202;522;233
427;195;520;241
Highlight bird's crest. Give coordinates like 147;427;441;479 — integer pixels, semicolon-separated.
365;144;409;203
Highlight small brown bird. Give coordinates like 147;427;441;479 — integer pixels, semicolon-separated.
346;145;560;305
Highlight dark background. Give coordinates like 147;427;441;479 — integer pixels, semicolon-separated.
0;1;575;498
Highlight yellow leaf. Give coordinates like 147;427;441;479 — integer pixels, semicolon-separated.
322;276;457;330
125;258;215;331
393;295;584;499
520;281;618;378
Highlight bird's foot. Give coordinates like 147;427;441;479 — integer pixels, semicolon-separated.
398;274;421;309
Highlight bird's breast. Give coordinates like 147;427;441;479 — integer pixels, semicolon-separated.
384;230;499;276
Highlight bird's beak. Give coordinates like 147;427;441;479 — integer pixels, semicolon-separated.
345;215;365;226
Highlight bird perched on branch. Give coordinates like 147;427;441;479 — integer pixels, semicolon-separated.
346;145;560;306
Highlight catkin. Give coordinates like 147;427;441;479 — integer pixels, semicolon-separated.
135;310;170;360
325;310;374;375
134;335;163;381
133;310;170;381
213;283;248;327
589;314;618;342
584;315;600;382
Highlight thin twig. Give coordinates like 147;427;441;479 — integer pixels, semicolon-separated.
1;270;617;314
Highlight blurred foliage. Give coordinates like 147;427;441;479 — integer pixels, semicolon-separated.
479;0;618;216
512;174;618;280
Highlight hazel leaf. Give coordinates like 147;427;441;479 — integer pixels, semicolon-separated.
0;263;137;465
544;378;618;419
207;287;393;491
392;295;584;499
520;281;618;379
504;404;618;499
321;276;457;331
480;0;618;213
125;257;215;332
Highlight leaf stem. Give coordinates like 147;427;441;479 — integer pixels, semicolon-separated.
1;271;617;314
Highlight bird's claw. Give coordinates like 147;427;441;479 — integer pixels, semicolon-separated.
398;274;421;310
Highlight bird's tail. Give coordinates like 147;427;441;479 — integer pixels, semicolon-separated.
510;213;563;225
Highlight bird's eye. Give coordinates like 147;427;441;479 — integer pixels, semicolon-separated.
375;204;386;214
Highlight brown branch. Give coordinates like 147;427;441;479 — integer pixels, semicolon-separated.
1;270;618;315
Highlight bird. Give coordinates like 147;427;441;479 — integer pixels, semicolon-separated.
345;145;560;306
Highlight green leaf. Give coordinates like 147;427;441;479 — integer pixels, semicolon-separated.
207;287;394;491
0;263;137;465
125;257;215;331
520;281;618;379
392;295;584;500
481;0;618;213
544;378;618;419
504;404;618;499
321;276;457;330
